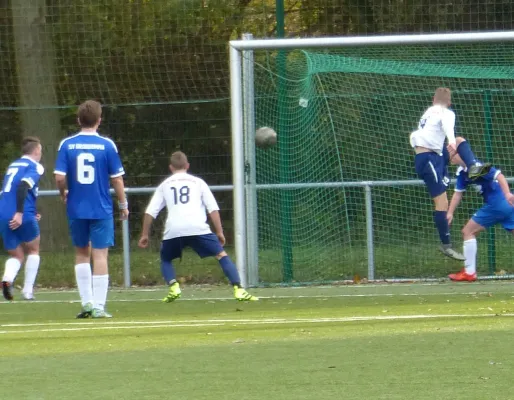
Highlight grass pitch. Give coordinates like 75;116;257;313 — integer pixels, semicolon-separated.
1;283;514;400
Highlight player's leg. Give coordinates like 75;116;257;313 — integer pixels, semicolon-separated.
189;234;258;301
449;218;485;282
415;153;465;260
160;238;182;303
69;219;94;318
18;219;41;300
454;137;491;179
89;218;114;318
0;220;25;301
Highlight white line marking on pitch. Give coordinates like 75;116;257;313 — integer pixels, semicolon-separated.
1;314;512;335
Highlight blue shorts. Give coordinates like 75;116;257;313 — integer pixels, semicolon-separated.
0;218;40;251
69;218;114;249
415;152;449;198
160;234;224;262
472;201;514;230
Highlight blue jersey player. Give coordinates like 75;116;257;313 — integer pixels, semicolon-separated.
54;100;128;318
410;87;490;261
446;152;514;282
0;137;44;301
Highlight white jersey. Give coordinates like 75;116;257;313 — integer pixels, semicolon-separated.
409;105;456;154
145;172;220;240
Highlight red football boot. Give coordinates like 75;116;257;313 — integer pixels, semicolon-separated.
448;269;477;282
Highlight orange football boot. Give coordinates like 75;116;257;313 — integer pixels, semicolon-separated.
448;269;477;282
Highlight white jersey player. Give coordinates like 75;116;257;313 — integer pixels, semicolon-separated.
409;88;490;261
138;151;258;303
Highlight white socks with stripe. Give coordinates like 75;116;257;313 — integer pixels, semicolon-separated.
22;255;40;297
75;263;93;307
463;238;477;275
92;275;109;311
2;258;21;283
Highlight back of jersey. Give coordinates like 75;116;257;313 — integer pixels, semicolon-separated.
0;157;42;220
54;132;125;220
410;105;455;153
146;172;219;239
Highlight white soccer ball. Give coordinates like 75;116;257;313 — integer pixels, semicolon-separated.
255;127;277;149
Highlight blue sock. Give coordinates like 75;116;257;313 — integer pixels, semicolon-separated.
433;211;451;245
161;260;176;285
218;256;241;286
456;141;477;169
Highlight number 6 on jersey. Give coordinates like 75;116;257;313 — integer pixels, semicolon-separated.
77;153;95;184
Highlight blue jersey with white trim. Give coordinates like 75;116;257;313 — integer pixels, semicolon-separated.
0;156;44;220
54;132;125;219
455;166;505;205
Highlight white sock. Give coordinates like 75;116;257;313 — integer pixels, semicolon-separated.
22;255;40;295
92;275;109;311
75;263;93;306
464;238;477;275
2;258;21;283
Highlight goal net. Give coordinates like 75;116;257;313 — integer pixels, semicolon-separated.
238;39;514;285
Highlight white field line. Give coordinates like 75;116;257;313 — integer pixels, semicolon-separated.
1;314;512;335
0;291;505;305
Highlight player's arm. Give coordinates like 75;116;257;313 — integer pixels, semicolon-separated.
495;172;514;205
201;181;224;245
138;185;166;248
447;172;467;225
10;165;43;229
441;110;457;152
54;140;68;202
107;140;129;218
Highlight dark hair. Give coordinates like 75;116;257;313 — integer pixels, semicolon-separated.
78;100;102;128
21;136;41;155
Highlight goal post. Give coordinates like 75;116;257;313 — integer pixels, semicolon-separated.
230;31;514;287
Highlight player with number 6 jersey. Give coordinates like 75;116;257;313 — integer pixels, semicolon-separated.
0;137;44;301
54;100;129;318
138;151;257;302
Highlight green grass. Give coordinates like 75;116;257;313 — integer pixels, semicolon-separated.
4;237;514;288
1;283;514;399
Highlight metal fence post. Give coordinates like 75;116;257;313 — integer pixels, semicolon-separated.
364;184;375;280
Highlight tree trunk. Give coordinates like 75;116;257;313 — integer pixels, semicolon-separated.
11;0;68;251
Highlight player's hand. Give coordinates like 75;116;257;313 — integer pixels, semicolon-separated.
120;208;129;220
60;190;68;204
446;213;453;226
36;213;41;222
216;231;226;246
447;143;457;159
506;193;514;206
9;212;23;230
138;235;149;249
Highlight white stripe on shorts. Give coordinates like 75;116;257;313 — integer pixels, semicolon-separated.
428;161;438;183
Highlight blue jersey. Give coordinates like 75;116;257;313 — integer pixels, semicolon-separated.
0;156;44;220
455;166;505;205
54;132;125;219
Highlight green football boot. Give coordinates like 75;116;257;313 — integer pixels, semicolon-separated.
162;282;182;303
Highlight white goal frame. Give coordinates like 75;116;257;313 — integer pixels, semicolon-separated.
229;31;514;287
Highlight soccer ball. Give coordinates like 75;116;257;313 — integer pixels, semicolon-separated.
255;127;277;149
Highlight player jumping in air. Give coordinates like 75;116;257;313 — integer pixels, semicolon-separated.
410;87;491;261
446;146;514;281
138;151;258;302
0;137;44;301
54;100;129;318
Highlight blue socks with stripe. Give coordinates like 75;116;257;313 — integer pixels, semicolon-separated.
161;260;176;285
434;211;451;245
218;256;241;286
457;140;478;169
